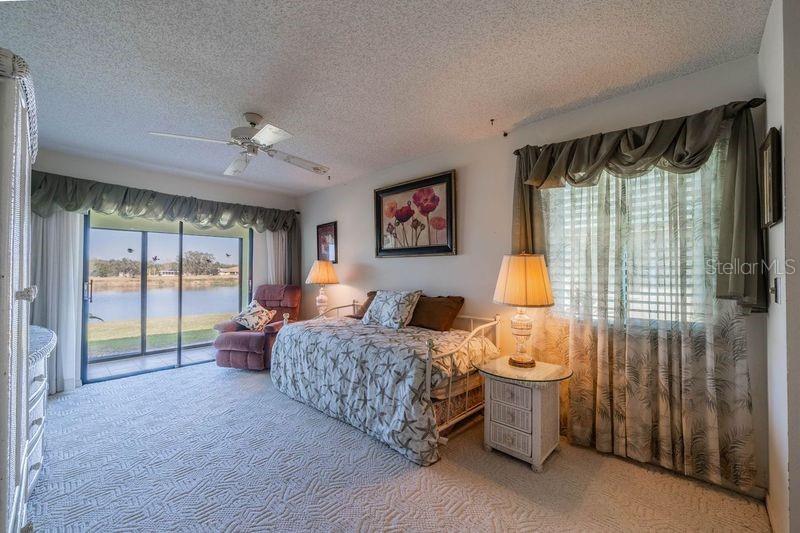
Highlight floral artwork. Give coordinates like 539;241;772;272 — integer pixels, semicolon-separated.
383;185;445;247
374;171;455;257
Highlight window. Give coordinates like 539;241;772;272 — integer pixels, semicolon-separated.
541;140;725;324
83;212;253;382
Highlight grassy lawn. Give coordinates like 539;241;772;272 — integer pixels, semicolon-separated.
88;313;231;357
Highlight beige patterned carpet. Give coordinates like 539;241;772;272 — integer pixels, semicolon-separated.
28;363;770;532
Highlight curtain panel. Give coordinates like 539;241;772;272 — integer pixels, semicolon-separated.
536;138;757;491
512;99;767;311
265;230;289;284
31;211;83;393
31;171;302;284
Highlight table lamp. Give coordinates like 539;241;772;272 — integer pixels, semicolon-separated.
305;260;339;315
493;254;554;367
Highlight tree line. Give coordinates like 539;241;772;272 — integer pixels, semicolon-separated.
90;251;237;277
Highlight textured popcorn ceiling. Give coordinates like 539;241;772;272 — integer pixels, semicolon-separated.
1;0;770;195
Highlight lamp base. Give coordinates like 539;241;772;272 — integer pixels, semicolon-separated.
508;355;537;368
316;286;329;317
509;307;535;368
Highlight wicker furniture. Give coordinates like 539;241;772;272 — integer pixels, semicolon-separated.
1;58;43;530
26;326;56;501
478;357;571;471
213;284;301;371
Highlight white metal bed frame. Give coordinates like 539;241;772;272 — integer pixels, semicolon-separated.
283;302;500;442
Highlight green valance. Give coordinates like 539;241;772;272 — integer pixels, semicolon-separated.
31;171;302;284
512;98;767;311
31;171;297;233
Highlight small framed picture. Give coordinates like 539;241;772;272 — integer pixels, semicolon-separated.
374;170;456;257
760;127;783;228
316;221;338;263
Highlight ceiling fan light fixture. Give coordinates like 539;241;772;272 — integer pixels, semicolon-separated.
223;151;254;176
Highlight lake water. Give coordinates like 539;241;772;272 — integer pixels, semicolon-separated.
91;285;240;321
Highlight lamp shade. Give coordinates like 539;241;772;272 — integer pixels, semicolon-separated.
305;260;339;285
493;254;554;307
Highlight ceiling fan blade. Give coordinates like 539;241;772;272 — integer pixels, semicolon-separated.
149;132;231;144
263;148;329;175
251;123;293;147
223;152;253;176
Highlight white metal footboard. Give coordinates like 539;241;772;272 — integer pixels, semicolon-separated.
425;315;500;439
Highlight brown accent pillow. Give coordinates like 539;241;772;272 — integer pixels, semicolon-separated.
347;291;377;319
408;295;464;332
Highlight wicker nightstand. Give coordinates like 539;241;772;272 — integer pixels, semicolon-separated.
477;357;572;471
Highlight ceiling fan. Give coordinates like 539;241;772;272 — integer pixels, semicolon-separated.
148;112;329;177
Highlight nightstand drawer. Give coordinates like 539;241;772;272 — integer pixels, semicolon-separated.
490;380;531;410
490;422;531;457
490;401;532;433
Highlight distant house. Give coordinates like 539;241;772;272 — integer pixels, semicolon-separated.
159;270;178;276
219;266;239;276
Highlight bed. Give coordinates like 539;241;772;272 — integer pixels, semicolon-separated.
270;306;499;465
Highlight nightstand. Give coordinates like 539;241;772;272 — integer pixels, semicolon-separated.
477;357;572;471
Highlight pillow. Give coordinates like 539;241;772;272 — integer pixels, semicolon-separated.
361;290;422;329
408;295;464;331
347;291;377;319
232;300;277;332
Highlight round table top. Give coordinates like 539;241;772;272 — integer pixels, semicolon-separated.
28;325;57;367
478;356;572;383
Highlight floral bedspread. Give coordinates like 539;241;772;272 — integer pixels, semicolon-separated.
270;317;498;465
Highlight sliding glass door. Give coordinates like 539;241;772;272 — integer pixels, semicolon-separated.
82;213;252;382
85;228;143;361
145;231;181;366
180;233;242;364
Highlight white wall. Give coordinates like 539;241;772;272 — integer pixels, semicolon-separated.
33;148;298;287
758;1;789;529
299;55;770;488
781;0;800;529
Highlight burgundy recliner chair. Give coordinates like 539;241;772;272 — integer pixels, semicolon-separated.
213;284;301;371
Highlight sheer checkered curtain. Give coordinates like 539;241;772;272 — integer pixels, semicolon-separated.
536;125;756;490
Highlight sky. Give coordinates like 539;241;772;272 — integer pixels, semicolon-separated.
90;229;240;265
